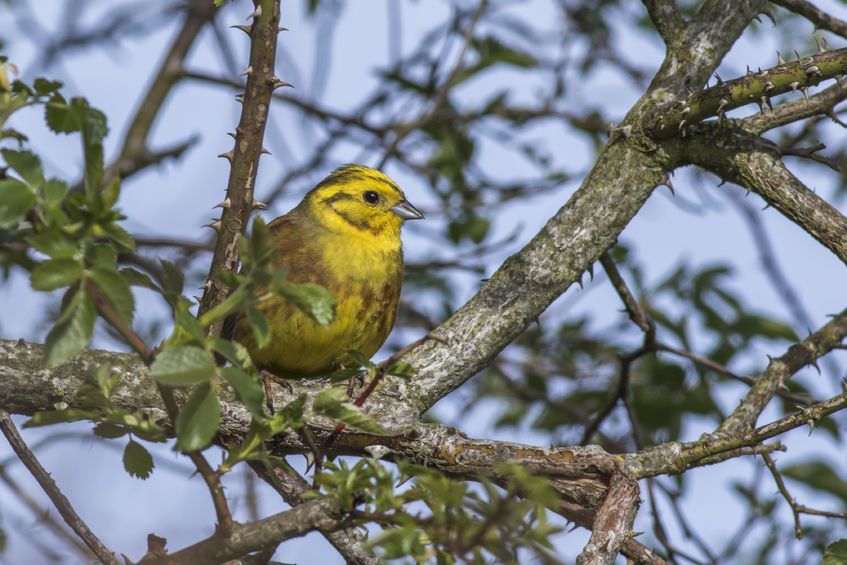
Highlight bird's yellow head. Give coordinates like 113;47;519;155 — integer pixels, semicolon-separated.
304;164;423;237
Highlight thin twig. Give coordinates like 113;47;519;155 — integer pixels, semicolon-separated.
321;334;442;450
761;452;847;540
85;280;234;533
0;411;118;565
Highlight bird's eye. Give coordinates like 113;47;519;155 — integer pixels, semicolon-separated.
363;190;379;204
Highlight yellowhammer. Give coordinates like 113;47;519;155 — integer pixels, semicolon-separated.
227;164;423;377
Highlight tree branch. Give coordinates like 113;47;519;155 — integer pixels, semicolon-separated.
197;0;282;331
248;461;382;565
677;126;847;267
646;46;847;138
642;0;685;45
771;0;847;39
119;0;215;161
141;495;347;565
575;468;640;565
0;410;118;565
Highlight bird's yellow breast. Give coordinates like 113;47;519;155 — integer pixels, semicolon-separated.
233;212;403;377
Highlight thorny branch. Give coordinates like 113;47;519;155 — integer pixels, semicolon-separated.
197;0;283;329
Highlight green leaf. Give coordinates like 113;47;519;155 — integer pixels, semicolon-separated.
102;173;121;210
93;422;128;439
175;382;220;452
280;282;335;326
89;266;134;325
246;306;271;348
29;229;78;259
119;267;161;291
221;367;265;418
149;345;217;386
44;93;82;134
30;259;83;291
824;540;847;565
44;288;96;367
123;438;154;479
0;178;36;228
33;77;62;96
160;259;185;295
25;408;98;427
313;387;382;433
1;149;44;187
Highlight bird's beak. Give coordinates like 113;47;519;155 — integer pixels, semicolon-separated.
391;199;424;220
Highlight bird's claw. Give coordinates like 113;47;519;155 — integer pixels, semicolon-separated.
260;370;294;415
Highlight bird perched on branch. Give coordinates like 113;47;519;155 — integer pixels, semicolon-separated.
226;164;423;378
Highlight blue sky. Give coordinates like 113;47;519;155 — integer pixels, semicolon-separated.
1;1;847;562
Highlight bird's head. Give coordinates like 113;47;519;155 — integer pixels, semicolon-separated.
304;164;423;237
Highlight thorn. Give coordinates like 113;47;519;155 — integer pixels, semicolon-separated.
681;106;691;117
765;96;773;112
576;277;584;290
252;200;269;210
364;445;390;460
270;77;293;90
801;86;810;104
756;67;767;77
809;359;821;375
200;279;213;292
746;65;753;76
717;179;727;187
227;132;237;139
761;5;776;25
278;26;288;32
395;474;413;488
716;98;730;120
756;97;765;114
261;147;271;155
240;65;252;77
815;36;829;53
235;92;245;103
777;51;786;65
764;80;775;92
192;295;202;304
835;75;845;88
203;219;222;232
678;119;687;133
587;263;594;281
214;198;231;210
658;173;675;195
805;65;821;77
217;150;234;162
714;72;723;85
788;81;800;92
753;14;762;24
230;24;251;35
304;452;315;473
794;49;801;61
247;5;262;20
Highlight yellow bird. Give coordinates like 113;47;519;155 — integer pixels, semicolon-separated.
228;164;423;377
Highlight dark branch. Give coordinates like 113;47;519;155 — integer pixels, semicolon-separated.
0;410;118;565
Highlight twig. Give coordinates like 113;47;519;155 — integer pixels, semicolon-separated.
377;0;489;168
322;334;441;450
761;452;847;539
771;0;847;39
139;495;348;565
0;411;118;565
84;281;234;533
248;461;382;564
